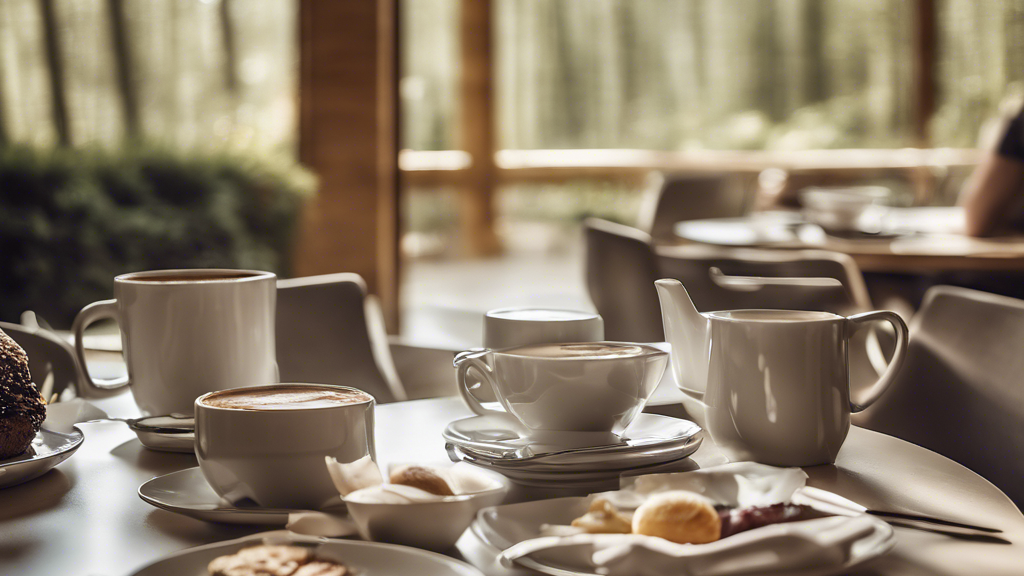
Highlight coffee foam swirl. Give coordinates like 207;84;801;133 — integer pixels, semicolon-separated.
201;385;371;411
505;343;646;359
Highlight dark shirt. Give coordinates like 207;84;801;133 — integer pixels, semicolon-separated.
994;105;1024;229
996;105;1024;162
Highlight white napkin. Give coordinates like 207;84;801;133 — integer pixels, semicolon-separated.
604;462;808;510
42;398;108;433
325;456;501;504
501;463;893;576
285;510;357;538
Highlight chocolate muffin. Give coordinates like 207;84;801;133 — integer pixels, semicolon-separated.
0;328;46;459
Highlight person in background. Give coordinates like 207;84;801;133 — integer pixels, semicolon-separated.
961;105;1024;237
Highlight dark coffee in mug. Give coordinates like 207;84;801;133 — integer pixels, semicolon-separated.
126;272;262;282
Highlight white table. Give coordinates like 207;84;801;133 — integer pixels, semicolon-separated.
2;393;1022;576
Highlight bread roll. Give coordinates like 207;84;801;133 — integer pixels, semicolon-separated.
632;490;721;544
389;465;454;496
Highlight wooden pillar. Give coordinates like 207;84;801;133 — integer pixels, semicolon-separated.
913;0;936;148
459;0;502;257
294;0;400;330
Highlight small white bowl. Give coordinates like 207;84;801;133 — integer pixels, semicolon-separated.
799;186;892;232
344;467;509;551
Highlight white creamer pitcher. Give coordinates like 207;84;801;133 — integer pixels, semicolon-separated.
654;279;907;466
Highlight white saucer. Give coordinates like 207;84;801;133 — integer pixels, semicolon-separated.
443;413;703;470
450;446;699;489
139;467;314;525
130;530;484;576
0;427;84;489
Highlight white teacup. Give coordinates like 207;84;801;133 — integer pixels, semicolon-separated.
72;269;278;415
455;342;667;435
195;383;375;509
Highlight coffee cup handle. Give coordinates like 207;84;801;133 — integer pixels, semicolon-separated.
71;299;130;398
846;310;908;412
454;352;506;417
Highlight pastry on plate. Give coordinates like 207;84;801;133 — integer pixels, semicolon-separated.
632;490;722;544
0;328;46;459
571;498;633;534
207;544;348;576
571;490;829;545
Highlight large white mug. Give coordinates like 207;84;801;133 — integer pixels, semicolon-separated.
702;309;906;466
195;383;375;509
72;269;278;415
483;308;604;349
455;342;667;435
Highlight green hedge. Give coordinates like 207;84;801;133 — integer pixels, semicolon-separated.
0;146;316;326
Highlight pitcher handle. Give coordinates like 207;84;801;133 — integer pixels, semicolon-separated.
71;299;130;397
846;310;908;412
454;350;506;417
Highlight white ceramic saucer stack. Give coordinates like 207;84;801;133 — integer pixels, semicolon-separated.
443;413;703;492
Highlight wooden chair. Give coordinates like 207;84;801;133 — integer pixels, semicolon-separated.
636;172;753;242
585;218;875;338
655;243;873;316
276;274;406;403
585;219;886;405
583;218;665;342
854;286;1024;509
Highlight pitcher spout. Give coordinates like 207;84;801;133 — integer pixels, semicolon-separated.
655;279;710;396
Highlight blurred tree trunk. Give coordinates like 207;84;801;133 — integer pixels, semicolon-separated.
220;0;239;103
39;0;69;145
0;51;7;145
107;0;138;138
0;96;7;146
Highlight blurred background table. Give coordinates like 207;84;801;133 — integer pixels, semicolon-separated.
673;207;1024;273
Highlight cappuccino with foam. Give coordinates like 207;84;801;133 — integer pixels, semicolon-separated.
502;342;645;359
195;383;375;509
200;385;372;411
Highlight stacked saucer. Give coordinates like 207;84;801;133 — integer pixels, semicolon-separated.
443;413;703;490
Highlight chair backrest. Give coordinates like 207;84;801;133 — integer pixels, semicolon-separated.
583;218;665;342
276;274;405;403
853;286;1024;508
0;322;79;402
655;244;872;315
637;172;753;241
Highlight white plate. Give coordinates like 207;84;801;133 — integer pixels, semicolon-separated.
139;467;306;525
129;530;484;576
0;427;84;489
675;216;800;247
444;414;703;470
474;496;894;576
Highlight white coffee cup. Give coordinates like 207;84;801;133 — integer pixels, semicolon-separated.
700;310;908;466
195;383;375;509
483;308;604;349
72;269;278;415
454;342;667;435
